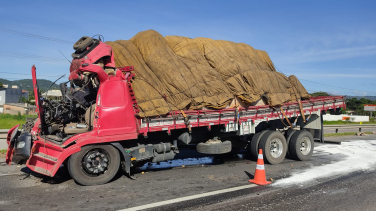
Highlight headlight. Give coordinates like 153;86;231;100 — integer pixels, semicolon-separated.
17;141;25;149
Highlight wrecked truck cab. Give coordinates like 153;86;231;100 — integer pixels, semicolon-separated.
6;59;139;185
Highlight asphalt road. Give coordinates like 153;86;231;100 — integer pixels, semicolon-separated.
0;135;375;211
171;170;376;211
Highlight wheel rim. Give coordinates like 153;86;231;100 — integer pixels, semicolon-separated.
300;137;311;155
82;149;110;176
270;138;283;158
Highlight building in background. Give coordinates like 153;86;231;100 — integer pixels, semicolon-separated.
3;103;37;115
42;90;62;101
323;114;369;122
0;85;29;113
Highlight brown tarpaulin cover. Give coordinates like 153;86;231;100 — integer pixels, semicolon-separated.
106;30;309;117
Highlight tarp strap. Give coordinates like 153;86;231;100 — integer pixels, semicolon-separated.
236;107;240;124
280;107;292;128
298;100;306;122
180;110;191;132
293;115;299;127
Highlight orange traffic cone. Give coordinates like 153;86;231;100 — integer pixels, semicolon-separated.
249;149;271;185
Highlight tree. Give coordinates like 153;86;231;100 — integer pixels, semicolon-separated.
345;98;358;110
310;91;330;97
344;97;376;116
0;82;2;88
28;89;35;105
20;97;28;103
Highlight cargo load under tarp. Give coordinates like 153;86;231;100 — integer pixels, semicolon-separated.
106;30;309;117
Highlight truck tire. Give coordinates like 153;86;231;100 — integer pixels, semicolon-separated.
68;144;120;186
250;130;269;160
73;36;93;51
285;129;297;146
22;117;37;133
284;129;297;158
196;140;231;154
289;130;314;161
259;131;287;164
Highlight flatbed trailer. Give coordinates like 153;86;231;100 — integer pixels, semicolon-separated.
5;36;346;186
139;95;345;137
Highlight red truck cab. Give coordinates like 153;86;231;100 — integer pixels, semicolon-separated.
6;38;144;185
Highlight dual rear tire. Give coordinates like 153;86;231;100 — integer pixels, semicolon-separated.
257;131;287;164
250;130;314;164
288;130;314;161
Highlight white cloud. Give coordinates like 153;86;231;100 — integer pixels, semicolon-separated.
328;91;340;95
275;45;376;64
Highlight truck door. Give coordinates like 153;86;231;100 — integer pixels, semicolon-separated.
31;65;47;134
96;77;137;139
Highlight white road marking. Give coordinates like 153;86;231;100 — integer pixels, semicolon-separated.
118;184;257;211
0;173;25;177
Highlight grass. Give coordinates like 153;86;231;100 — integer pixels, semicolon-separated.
0;149;7;157
0;113;37;129
324;131;374;137
323;120;375;125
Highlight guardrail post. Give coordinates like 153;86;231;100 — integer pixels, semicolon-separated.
335;128;338;133
359;128;361;132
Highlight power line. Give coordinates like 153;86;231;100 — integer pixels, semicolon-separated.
300;79;376;94
0;71;68;78
0;77;68;82
0;78;68;82
306;89;325;93
0;28;74;44
273;64;376;94
0;51;68;63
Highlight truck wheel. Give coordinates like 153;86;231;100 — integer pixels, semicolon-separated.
289;130;314;161
22;117;37;133
284;129;297;158
73;36;93;51
68;144;120;186
259;131;287;164
196;140;232;154
250;130;269;160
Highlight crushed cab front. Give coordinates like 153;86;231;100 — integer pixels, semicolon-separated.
5;124;20;165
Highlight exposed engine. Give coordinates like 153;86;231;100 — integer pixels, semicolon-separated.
41;73;99;141
37;35;114;142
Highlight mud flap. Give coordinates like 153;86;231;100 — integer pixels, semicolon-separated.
110;142;136;180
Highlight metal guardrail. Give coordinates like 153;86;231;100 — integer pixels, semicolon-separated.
323;124;376;133
0;129;9;139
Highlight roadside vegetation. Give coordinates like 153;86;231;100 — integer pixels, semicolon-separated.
310;92;376;125
0;149;7;157
311;91;376;117
0;113;37;129
323;120;375;125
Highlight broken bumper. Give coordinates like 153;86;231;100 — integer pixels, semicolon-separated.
5;125;32;165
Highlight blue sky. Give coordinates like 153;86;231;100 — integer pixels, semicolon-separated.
0;0;375;96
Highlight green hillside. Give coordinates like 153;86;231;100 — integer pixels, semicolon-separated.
0;78;59;91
